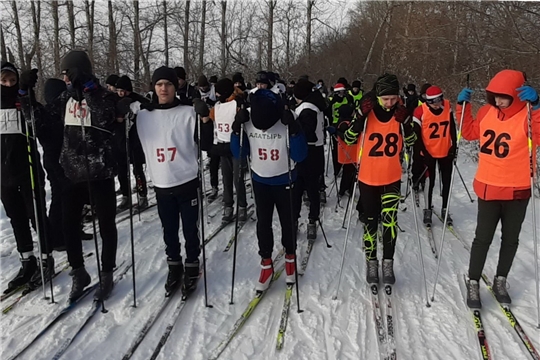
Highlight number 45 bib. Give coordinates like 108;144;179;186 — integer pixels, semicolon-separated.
64;98;92;127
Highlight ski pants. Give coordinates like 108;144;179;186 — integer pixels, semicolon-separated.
468;198;529;281
48;176;66;249
424;155;453;210
1;179;51;256
253;180;296;258
339;164;356;196
221;154;247;208
330;136;342;177
63;178;118;272
208;152;220;188
117;126;147;198
156;182;200;263
295;145;324;221
359;180;401;261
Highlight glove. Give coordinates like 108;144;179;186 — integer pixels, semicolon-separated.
116;98;135;118
232;109;250;133
19;69;38;92
66;68;95;91
457;88;473;104
448;145;456;159
326;126;337;135
516;85;539;105
193;98;210;117
404;132;416;147
281;109;295;126
394;105;411;124
359;95;375;116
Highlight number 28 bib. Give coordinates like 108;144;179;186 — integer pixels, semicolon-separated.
357;111;402;186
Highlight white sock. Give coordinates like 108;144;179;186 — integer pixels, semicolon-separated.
21;251;34;259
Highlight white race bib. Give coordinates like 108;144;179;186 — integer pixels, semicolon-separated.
64;98;92;127
0;108;23;135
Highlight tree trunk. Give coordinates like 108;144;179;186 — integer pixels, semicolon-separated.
362;5;393;75
306;0;314;68
184;1;190;75
267;0;276;71
220;1;227;76
52;0;61;75
0;26;6;62
199;0;206;74
11;1;26;70
108;0;118;74
163;0;169;67
133;0;140;85
67;0;76;48
258;40;263;71
380;3;393;73
30;1;44;97
85;0;95;65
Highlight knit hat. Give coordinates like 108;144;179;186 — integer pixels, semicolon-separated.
105;74;119;86
333;83;346;92
60;50;93;76
407;83;416;92
115;75;133;92
215;78;234;99
255;71;270;85
425;86;443;103
293;79;314;100
352;80;361;89
174;66;186;80
288;80;296;86
250;89;283;131
1;61;19;97
374;73;399;96
232;72;244;85
152;66;178;89
198;75;210;88
419;83;432;96
337;77;348;87
44;78;66;104
209;75;218;84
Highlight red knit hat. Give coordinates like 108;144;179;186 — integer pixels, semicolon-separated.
334;83;346;92
425;86;443;102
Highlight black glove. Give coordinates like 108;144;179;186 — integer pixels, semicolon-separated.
359;94;375;116
232;109;250;133
193;98;210;117
394;105;411;124
19;69;38;92
66;67;93;90
281;109;301;135
448;145;456;159
116;98;135;118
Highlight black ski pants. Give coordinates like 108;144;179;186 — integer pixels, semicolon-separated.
253;180;296;259
424;155;453;210
63;178;118;272
412;142;426;190
330;136;342;177
156;183;200;263
468;198;529;281
359;180;401;261
208;152;220;188
295;145;324;221
221;154;247;208
117;126;147;197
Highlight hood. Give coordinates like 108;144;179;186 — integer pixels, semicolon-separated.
250;89;283;131
485;69;526;120
44;78;67;104
303;88;327;112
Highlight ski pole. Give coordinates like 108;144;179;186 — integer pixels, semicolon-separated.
230;124;244;305
431;74;469;302
334;119;367;300
26;90;53;302
403;166;428;202
455;164;474;203
285;121;303;313
200;151;210;225
124;111;137;308
77;93;107;313
407;147;430;307
325;135;331;177
317;219;332;248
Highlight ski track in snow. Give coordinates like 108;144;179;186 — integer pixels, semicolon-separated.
1;154;539;360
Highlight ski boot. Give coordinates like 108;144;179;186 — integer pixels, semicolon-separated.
382;259;395;285
366;259;379;284
135;195;149;211
29;255;55;288
4;256;38;293
256;258;274;292
69;267;92;302
307;220;317;240
238;207;247;222
285;254;296;284
165;260;184;295
423;209;432;227
493;276;511;305
208;186;219;201
441;208;453;226
184;260;200;292
94;270;114;301
117;196;129;212
466;278;482;309
222;206;234;223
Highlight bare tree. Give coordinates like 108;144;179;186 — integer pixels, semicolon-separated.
107;0;118;74
1;26;6;61
51;0;61;74
267;0;277;71
163;0;169;67
199;0;207;74
184;1;190;73
133;0;140;83
30;1;44;94
306;0;314;67
11;1;26;69
220;1;227;76
85;0;95;64
66;0;76;49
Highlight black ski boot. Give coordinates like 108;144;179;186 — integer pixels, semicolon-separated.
222;207;234;224
94;271;114;301
493;276;511;305
423;209;432;227
307;220;317;240
366;259;379;284
208;186;218;201
136;195;149;211
238;207;247;222
165;260;184;296
117;196;129;212
466;279;482;309
184;260;200;293
319;190;327;204
4;256;38;293
441;208;453;226
29;255;55;289
81;229;93;241
382;259;395;284
69;267;91;302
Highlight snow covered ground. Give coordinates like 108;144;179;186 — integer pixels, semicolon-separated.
1;151;539;360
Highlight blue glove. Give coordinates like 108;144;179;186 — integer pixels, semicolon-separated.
457;88;473;104
326;126;336;135
517;85;539;107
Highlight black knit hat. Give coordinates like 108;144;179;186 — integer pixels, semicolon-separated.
209;75;218;84
152;66;178;89
215;78;234;99
250;89;283;131
115;75;133;92
407;83;416;92
337;77;348;87
105;74;119;86
374;73;400;96
294;79;314;100
44;78;66;104
60;50;93;76
1;61;18;79
198;75;210;88
232;72;244;85
352;80;361;88
174;66;186;80
256;71;270;85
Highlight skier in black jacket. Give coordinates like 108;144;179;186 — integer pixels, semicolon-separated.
19;50;119;302
1;61;54;293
